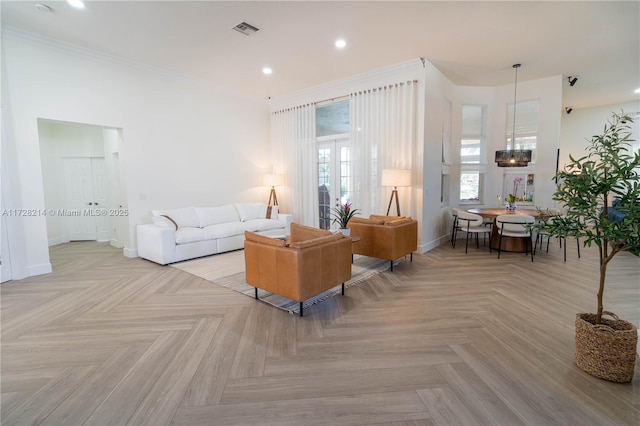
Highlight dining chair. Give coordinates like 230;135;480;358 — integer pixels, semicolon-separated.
456;210;492;254
535;211;581;262
451;207;464;248
534;208;560;254
496;214;535;262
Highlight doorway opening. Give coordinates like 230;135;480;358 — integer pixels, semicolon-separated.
315;100;351;230
318;136;352;230
38;119;127;249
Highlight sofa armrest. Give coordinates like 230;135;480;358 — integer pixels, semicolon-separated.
276;213;293;234
137;224;177;265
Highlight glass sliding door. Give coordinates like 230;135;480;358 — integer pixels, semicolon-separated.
318;137;352;230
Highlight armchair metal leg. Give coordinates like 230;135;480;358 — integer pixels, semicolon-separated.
300;302;303;317
410;253;413;262
341;283;345;295
390;260;394;272
255;288;258;299
576;237;581;258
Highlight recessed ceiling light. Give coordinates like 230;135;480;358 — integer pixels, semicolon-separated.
262;67;273;75
635;88;640;94
67;0;85;9
335;39;346;49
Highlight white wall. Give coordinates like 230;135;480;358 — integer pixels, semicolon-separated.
559;101;640;171
488;75;563;210
421;61;456;251
2;33;270;280
454;75;564;211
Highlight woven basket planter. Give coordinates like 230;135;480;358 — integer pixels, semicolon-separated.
575;311;638;383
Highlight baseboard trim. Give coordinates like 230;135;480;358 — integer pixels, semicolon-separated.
123;247;137;258
48;237;68;247
419;234;451;253
26;263;52;277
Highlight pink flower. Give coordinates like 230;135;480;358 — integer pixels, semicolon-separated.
512;177;524;197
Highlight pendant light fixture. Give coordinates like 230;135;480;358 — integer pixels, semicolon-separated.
495;63;532;167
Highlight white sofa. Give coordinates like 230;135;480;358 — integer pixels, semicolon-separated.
137;203;292;265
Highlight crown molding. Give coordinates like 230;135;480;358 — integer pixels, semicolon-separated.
2;27;265;102
269;58;424;111
3;27;164;74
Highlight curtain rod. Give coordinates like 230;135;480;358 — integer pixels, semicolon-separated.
272;79;419;114
315;94;350;107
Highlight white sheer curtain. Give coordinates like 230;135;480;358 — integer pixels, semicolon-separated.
350;81;418;216
270;104;318;226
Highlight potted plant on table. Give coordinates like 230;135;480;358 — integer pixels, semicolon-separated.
331;201;360;236
506;177;524;211
541;111;639;383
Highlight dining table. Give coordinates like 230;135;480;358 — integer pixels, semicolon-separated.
466;207;549;252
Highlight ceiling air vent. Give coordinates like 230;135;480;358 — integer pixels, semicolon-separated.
232;21;260;36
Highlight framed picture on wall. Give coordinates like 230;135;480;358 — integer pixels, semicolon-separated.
503;171;535;205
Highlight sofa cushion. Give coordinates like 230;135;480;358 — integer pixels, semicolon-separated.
175;227;206;244
152;207;200;229
349;217;385;225
244;231;287;247
235;203;267;222
242;218;285;233
266;205;279;219
289;233;344;249
386;217;413;226
152;215;178;229
195;205;240;228
289;223;331;241
203;222;244;239
370;214;407;223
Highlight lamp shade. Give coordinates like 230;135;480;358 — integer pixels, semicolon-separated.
263;173;284;187
495;150;532;167
381;169;411;187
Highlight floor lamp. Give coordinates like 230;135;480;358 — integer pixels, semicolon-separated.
382;169;411;216
263;173;284;206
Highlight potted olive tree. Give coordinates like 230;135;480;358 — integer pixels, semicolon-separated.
541;111;639;382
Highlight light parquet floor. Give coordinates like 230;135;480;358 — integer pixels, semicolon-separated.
1;239;639;425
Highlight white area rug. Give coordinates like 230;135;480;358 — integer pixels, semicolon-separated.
171;250;399;314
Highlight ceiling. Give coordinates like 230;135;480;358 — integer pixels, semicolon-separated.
2;1;639;109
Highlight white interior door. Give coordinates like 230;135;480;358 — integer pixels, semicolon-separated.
92;158;109;241
64;157;107;241
317;138;352;230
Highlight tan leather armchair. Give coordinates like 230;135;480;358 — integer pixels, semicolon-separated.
347;215;418;271
244;223;352;316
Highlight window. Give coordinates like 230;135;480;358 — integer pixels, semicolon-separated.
460;170;484;203
316;101;349;137
460;105;486;203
